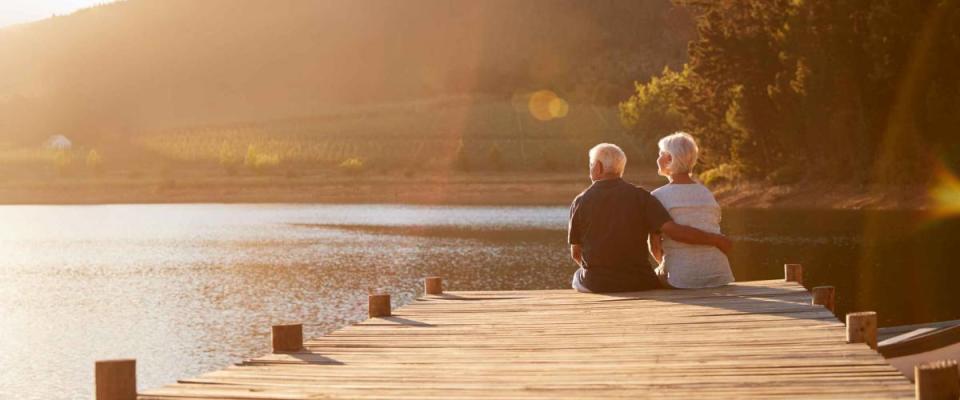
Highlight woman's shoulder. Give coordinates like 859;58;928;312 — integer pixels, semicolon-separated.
652;182;718;207
651;182;711;195
650;184;668;197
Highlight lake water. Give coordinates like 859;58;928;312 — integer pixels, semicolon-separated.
1;204;958;399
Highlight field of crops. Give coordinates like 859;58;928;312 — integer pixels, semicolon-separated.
137;95;652;172
0;95;655;179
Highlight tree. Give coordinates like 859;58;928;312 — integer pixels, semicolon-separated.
85;149;103;175
219;142;239;175
243;144;257;170
619;66;689;150
54;150;73;176
625;0;960;183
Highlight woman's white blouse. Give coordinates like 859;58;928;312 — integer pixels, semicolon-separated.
651;183;735;288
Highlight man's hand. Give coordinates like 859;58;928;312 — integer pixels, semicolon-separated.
714;235;733;257
570;244;584;267
661;221;733;257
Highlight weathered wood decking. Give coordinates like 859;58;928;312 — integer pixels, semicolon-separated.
138;280;914;399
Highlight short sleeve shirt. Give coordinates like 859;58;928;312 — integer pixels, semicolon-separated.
568;178;672;292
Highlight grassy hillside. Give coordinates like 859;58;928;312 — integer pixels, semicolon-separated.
3;95;656;179
139;95;650;170
0;0;692;146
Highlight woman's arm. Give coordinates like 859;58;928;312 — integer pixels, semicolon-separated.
648;233;663;264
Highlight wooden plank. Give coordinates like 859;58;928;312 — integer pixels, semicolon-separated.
138;280;914;399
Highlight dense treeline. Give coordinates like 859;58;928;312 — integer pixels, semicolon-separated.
621;0;960;184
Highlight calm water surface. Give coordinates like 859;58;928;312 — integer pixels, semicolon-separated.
0;204;957;399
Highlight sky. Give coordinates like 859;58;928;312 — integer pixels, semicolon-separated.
0;0;114;28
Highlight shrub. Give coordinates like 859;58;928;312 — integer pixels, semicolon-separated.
767;165;803;185
243;144;258;169
242;144;280;172
219;142;240;175
339;157;364;175
53;150;73;176
86;149;103;175
699;163;741;186
253;153;280;170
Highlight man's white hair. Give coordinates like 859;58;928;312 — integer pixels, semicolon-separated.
658;132;699;175
588;143;627;176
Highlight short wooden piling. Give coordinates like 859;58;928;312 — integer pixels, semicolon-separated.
369;294;391;318
784;263;803;284
95;359;136;400
271;324;303;353
424;276;443;295
846;311;878;349
915;360;959;400
812;286;835;312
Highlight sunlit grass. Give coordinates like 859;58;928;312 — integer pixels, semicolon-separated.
0;143;54;164
0;97;637;177
134;97;633;171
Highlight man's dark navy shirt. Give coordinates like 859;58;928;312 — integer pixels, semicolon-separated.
568;178;673;292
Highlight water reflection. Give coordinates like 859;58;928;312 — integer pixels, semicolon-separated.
0;204;957;399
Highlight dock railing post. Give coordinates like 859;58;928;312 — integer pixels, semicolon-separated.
846;311;878;349
812;286;835;312
95;359;136;400
914;360;959;400
784;263;803;284
425;276;443;295
369;294;391;318
271;323;303;353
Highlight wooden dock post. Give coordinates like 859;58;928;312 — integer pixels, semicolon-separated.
424;276;443;295
784;263;803;284
915;360;959;400
811;286;835;312
95;359;136;400
369;294;391;318
846;311;878;349
271;324;303;353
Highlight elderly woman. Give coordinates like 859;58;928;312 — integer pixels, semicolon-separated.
648;132;735;289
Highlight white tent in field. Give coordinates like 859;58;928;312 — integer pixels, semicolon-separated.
44;135;72;150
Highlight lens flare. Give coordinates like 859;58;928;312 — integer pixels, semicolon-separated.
930;166;960;218
548;97;569;118
527;90;568;121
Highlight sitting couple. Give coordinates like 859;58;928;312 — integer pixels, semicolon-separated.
569;133;734;292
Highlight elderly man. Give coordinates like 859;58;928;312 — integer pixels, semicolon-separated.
569;143;732;293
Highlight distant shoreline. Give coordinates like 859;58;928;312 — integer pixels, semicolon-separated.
710;181;928;211
0;171;928;210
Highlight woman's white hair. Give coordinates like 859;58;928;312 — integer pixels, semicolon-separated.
658;132;699;175
588;143;627;176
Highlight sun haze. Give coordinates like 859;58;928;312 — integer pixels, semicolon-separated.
0;0;115;29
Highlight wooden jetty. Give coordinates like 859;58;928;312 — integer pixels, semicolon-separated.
96;267;960;399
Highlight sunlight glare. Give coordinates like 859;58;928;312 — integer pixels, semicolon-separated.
527;90;568;121
929;165;960;218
